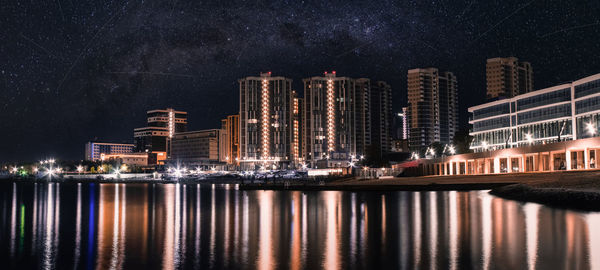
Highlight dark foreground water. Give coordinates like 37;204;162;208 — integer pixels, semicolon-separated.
0;182;598;270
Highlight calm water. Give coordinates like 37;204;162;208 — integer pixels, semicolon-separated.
0;182;599;270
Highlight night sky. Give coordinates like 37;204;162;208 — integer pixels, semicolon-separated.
1;0;599;162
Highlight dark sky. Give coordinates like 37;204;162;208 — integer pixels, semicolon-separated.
1;0;599;162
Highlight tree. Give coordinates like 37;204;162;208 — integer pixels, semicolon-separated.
452;127;473;154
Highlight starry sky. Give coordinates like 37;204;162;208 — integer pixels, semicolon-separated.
1;0;600;162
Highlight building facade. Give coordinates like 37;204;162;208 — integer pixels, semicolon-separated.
303;72;370;166
85;142;134;161
397;136;600;176
100;152;149;166
370;81;393;157
407;68;458;152
239;72;294;168
169;129;227;166
469;72;600;153
486;57;533;99
134;108;187;165
221;114;240;164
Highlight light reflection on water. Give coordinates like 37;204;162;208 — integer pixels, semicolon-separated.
0;182;598;269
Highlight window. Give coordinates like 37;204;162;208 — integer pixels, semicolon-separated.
516;88;570;111
575;79;600;99
517;104;571;125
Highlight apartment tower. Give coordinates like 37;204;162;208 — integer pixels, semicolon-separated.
407;68;458;152
486;57;533;99
303;71;370;165
239;72;293;168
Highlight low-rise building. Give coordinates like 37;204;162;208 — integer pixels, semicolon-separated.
469;73;600;152
395;136;600;176
100;152;149;166
169;129;227;167
85;142;134;161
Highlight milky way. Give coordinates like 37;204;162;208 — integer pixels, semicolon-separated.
1;0;599;161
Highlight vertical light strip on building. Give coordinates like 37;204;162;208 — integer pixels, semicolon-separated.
293;98;299;161
168;110;175;138
327;79;335;152
261;79;270;159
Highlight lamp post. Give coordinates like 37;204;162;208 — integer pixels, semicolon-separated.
586;122;597;136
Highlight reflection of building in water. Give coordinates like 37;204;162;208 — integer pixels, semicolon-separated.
96;184;126;269
5;183;600;269
490;197;527;269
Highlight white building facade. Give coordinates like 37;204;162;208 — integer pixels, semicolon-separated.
469;73;600;153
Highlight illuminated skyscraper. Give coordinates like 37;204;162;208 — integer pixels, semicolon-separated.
239;72;294;168
303;71;371;165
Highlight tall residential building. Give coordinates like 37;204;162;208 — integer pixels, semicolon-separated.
486;57;533;99
407;68;458;152
239;72;294;168
85;142;134;161
303;71;370;165
134;108;187;164
371;81;393;157
221;114;240;164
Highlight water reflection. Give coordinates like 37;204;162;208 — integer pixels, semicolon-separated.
0;182;598;269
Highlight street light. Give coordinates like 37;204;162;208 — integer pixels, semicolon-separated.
449;145;456;155
525;133;533;145
586;122;596;136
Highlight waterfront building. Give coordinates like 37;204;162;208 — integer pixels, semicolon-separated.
85;142;134;161
169;129;228;167
100;152;149;166
396;136;600;176
134;108;187;164
469;73;600;153
407;68;458;152
239;72;294;169
303;71;370;166
486;57;533;99
371;81;393;158
221;114;240;164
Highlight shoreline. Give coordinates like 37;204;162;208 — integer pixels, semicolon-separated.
4;170;600;211
490;184;600;212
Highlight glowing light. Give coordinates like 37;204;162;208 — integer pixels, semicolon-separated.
525;133;533;144
449;145;456;155
586;122;597;136
349;162;355;168
77;165;83;173
482;141;488;149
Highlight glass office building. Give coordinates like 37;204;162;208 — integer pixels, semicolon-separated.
469;73;600;152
